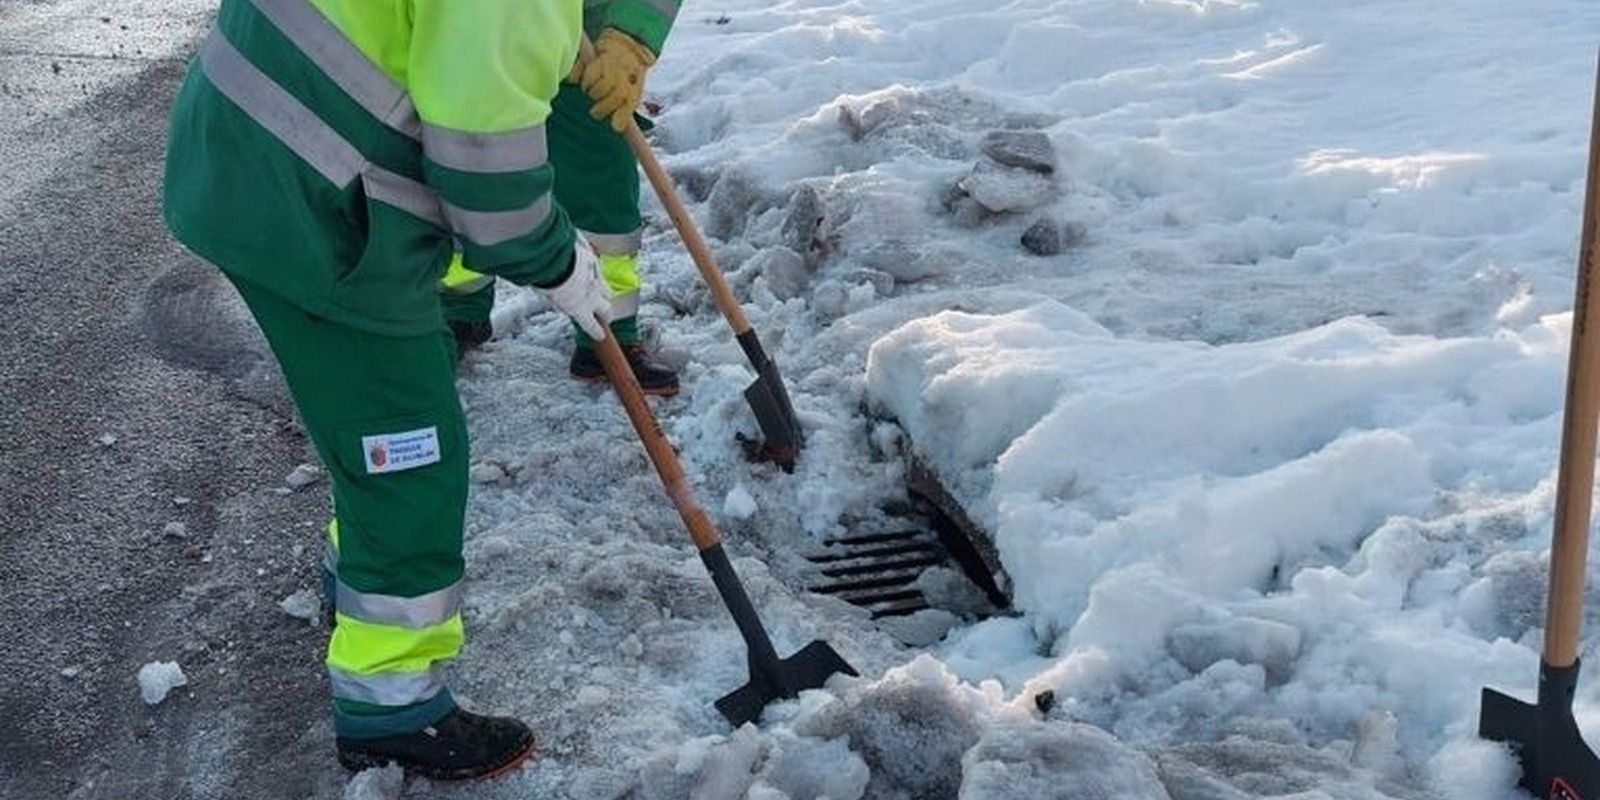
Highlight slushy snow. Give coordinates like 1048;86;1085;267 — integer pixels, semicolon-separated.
349;0;1600;797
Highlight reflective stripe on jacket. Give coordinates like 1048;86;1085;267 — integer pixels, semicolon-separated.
164;0;583;335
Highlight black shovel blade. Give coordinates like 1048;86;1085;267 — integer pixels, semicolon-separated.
715;639;857;727
743;363;802;465
1481;661;1600;799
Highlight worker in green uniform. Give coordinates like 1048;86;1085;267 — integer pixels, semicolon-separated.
162;0;614;780
442;0;682;397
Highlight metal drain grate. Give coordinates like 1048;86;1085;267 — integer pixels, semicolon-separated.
805;530;947;618
808;452;1013;620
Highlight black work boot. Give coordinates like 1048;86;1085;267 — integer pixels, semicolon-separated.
570;343;680;397
336;708;535;781
447;319;493;361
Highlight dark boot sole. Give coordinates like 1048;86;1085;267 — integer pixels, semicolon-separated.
336;738;536;782
571;372;681;397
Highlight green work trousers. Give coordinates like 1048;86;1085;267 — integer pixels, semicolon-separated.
228;274;469;739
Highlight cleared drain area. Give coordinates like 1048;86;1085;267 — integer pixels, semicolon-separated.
806;455;1013;621
806;530;949;618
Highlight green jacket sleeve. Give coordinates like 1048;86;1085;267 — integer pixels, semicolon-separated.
407;0;583;288
585;0;681;55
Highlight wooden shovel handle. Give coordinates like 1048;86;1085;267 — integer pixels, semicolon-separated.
577;35;755;335
592;329;722;552
1544;54;1600;669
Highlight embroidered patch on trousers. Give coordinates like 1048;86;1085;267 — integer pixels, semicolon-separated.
361;426;441;474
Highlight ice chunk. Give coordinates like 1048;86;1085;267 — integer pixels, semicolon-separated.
469;461;507;485
692;725;766;800
724;484;759;520
474;536;517;560
811;280;850;319
760;732;870;800
780;184;826;259
839;268;894;297
138;661;187;705
1351;710;1404;780
619;634;645;659
708;167;772;240
961;721;1170;800
980;130;1056;174
914;567;996;618
749;247;809;300
1020;216;1086;256
278;588;321;622
1167;617;1302;683
284;462;323;489
1155;754;1255;800
841;657;987;798
957;163;1056;214
878;608;961;647
744;783;789;800
342;764;404;800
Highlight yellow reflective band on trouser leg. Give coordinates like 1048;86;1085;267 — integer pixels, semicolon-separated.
326;613;465;706
440;252;493;295
599;253;641;318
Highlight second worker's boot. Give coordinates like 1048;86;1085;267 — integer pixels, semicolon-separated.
569;343;680;396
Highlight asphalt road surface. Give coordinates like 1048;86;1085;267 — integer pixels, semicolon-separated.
1;3;349;797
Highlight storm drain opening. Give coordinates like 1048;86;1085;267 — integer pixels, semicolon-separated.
806;529;949;618
807;453;1012;620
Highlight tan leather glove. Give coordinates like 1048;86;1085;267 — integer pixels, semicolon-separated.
579;29;656;132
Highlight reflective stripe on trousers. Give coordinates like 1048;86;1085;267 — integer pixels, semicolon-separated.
585;229;643;256
440;252;495;294
321;517;465;707
598;253;642;318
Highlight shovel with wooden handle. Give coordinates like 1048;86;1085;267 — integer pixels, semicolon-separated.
1480;52;1600;800
591;325;856;725
580;35;806;469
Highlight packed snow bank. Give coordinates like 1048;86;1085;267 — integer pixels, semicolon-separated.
867;303;1575;798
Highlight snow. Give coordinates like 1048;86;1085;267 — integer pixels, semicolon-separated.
866;305;1570;797
369;0;1600;797
723;484;759;520
137;661;187;705
342;765;404;800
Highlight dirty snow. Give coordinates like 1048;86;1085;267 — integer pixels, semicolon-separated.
359;0;1600;798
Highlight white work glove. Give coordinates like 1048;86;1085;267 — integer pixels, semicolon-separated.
542;236;613;340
